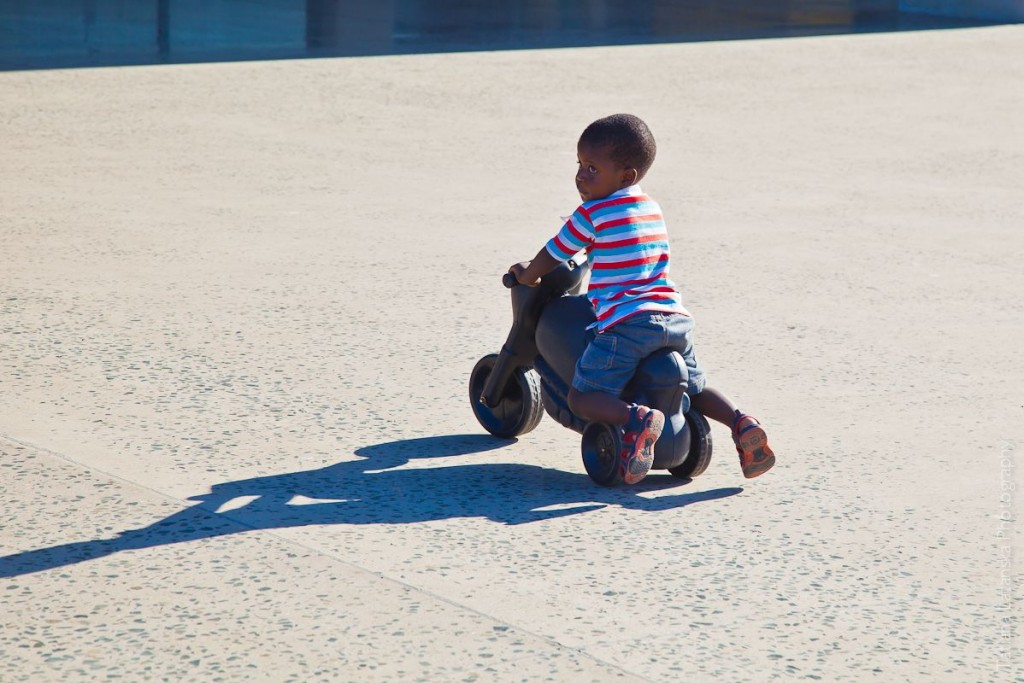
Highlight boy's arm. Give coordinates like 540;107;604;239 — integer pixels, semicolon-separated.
509;247;561;287
510;210;594;286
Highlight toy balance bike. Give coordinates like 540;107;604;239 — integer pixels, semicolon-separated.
469;255;713;486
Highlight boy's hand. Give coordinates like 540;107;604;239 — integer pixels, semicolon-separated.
509;261;541;287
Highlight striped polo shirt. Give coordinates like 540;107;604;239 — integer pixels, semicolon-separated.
545;185;689;333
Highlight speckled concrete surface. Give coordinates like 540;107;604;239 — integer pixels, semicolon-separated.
1;26;1022;682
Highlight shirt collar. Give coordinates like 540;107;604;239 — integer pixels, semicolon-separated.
607;184;643;199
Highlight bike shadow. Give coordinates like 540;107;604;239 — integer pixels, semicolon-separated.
0;434;741;578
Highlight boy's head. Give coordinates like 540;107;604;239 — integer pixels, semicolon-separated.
575;114;656;202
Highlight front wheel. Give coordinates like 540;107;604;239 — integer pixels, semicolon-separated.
469;354;544;438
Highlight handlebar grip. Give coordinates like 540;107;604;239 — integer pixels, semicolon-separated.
502;272;519;289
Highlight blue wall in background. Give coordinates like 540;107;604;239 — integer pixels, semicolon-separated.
0;0;1016;70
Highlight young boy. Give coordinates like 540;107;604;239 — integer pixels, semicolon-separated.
509;113;775;484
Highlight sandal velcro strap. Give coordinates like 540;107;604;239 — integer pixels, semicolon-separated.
732;411;762;438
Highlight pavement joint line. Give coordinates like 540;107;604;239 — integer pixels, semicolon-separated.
0;431;652;680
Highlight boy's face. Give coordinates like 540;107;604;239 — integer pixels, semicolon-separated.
575;142;637;202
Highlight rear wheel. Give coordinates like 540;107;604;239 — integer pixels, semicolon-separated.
669;410;713;479
469;354;544;438
581;422;623;486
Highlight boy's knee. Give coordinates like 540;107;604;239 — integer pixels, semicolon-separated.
567;387;583;414
569;387;601;418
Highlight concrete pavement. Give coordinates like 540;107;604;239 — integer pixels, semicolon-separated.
1;25;1022;681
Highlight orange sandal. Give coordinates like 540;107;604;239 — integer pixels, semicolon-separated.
620;404;664;485
732;412;775;478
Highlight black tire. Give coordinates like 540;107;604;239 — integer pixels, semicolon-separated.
469;354;544;438
581;422;623;486
669;410;713;479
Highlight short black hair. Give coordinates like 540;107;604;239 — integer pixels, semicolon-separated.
578;114;657;180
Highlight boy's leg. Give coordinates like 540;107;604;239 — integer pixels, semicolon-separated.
568;387;663;485
571;318;668;484
692;388;775;478
666;316;775;479
690;387;739;425
567;387;630;425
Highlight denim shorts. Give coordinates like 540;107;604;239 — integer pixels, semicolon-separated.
571;312;707;397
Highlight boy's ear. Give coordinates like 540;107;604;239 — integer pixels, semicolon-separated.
621;167;639;186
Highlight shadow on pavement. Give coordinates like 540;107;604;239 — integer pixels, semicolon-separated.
0;433;742;578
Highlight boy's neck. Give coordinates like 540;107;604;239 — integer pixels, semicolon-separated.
602;183;640;199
